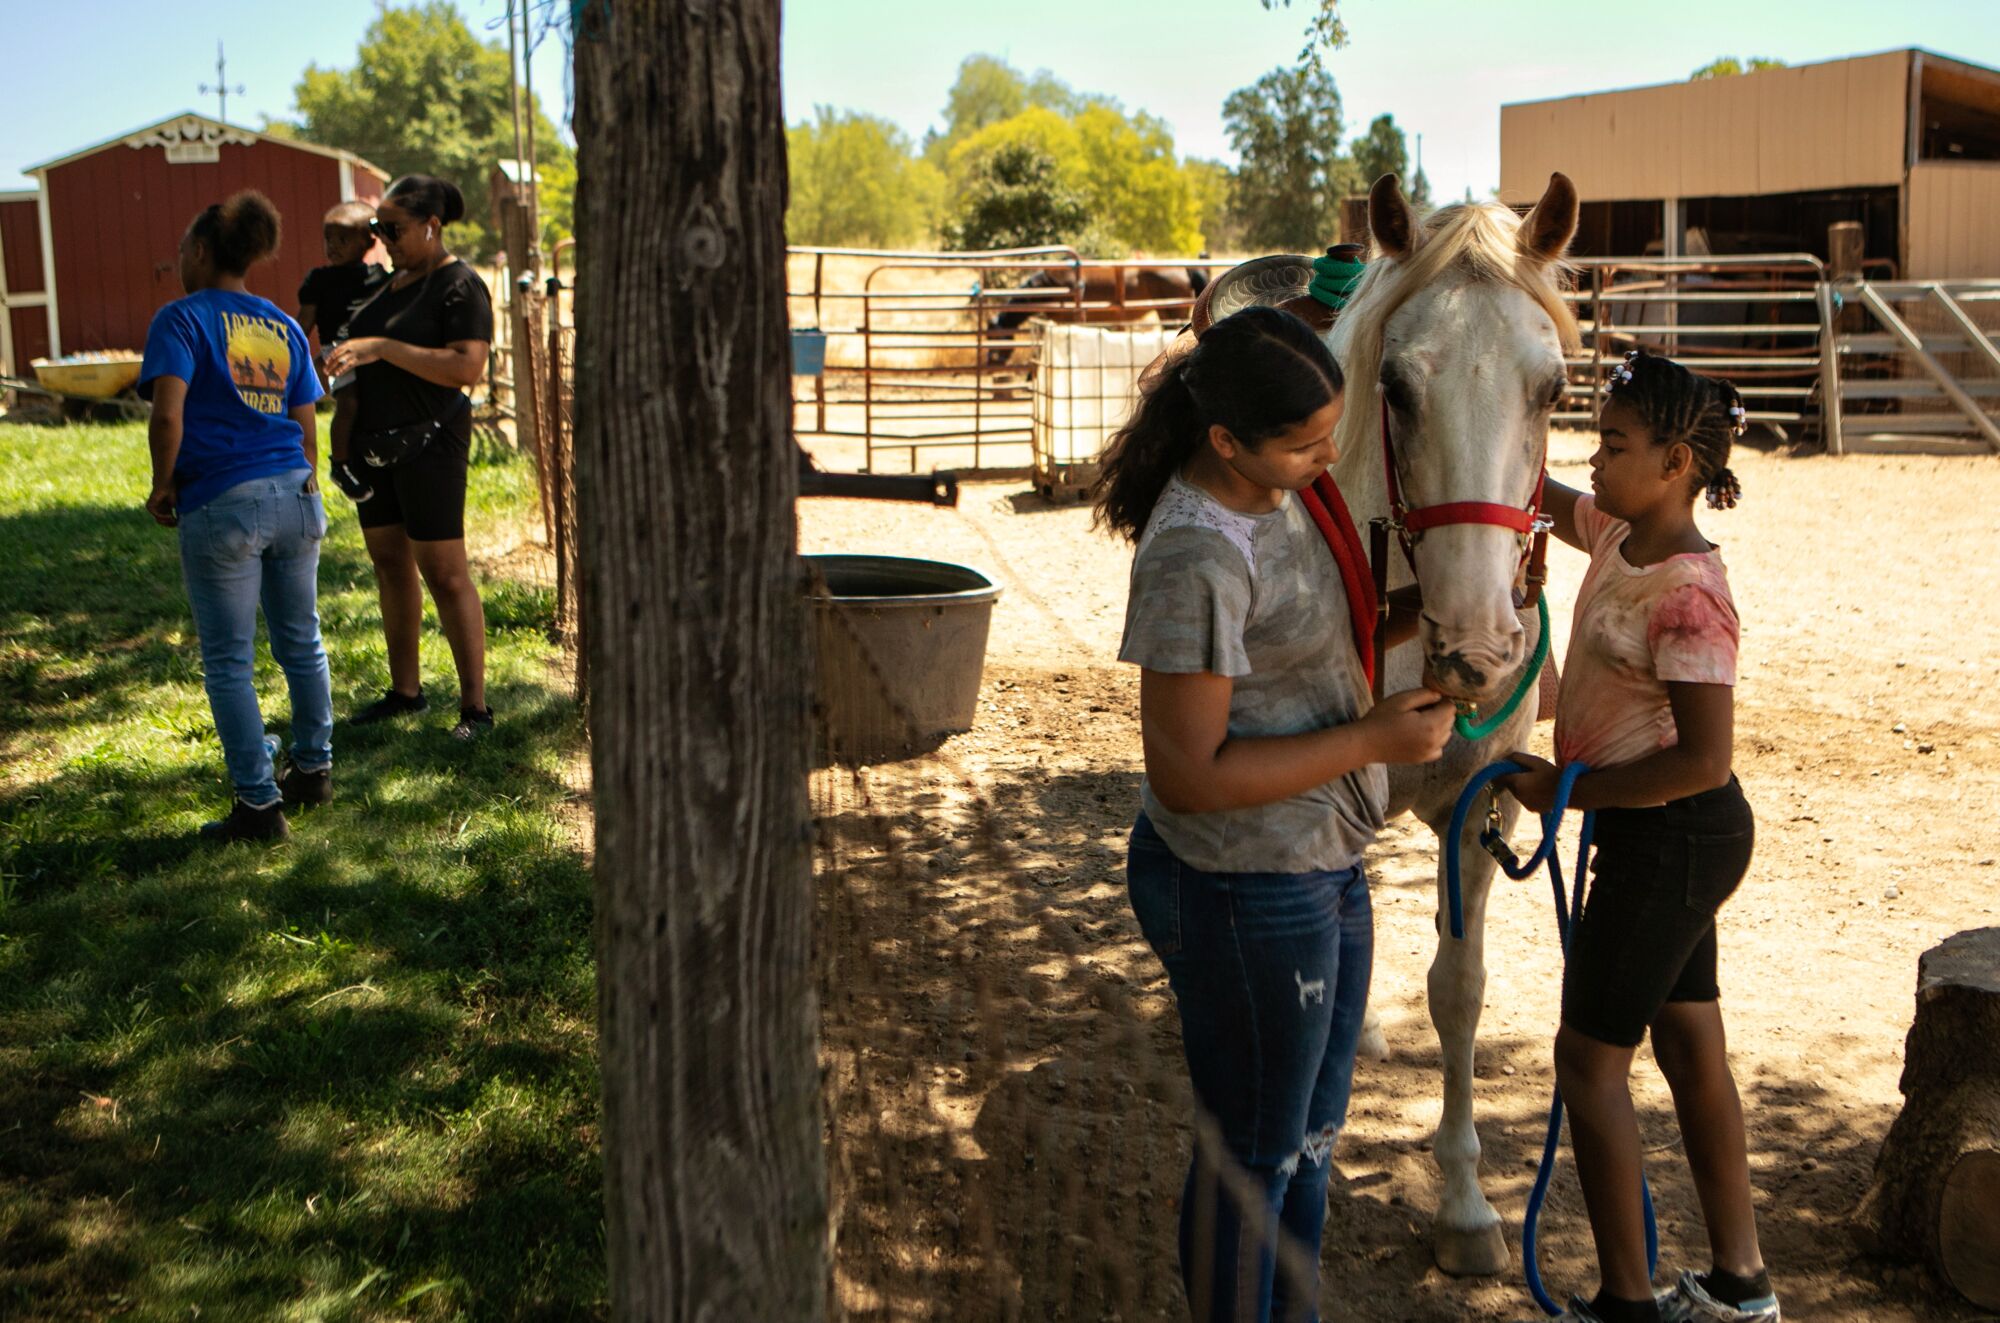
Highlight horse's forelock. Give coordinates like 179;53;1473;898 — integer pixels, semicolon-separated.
1330;203;1578;468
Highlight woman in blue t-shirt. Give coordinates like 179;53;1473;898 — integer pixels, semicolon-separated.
138;191;333;843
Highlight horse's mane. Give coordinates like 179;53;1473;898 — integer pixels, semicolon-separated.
1329;202;1580;469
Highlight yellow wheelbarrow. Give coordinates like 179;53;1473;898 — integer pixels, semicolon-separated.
1;352;149;422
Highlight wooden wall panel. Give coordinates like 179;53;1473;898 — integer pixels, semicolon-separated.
9;306;51;367
0;198;43;294
1502;50;1911;204
1908;162;2000;278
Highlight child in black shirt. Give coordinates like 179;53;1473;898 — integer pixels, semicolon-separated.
296;200;388;478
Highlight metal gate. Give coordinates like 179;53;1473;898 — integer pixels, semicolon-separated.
788;246;1229;473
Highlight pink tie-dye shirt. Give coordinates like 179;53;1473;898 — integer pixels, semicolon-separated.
1554;495;1739;775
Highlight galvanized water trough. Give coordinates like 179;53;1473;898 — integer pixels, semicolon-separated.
806;554;1001;765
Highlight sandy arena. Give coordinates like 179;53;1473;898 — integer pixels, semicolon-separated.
800;426;2000;1322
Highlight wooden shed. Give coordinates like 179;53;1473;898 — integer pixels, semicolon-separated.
0;112;387;375
1500;49;2000;279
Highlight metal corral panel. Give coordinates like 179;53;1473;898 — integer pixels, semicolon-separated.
1502;50;1910;203
1907;162;2000;278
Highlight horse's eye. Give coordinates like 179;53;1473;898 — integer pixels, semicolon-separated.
1381;376;1414;413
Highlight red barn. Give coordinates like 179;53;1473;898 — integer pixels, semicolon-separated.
0;112;387;375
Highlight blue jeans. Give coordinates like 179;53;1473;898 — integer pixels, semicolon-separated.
177;471;333;807
1128;814;1374;1323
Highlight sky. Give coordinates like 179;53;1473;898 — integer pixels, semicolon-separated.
3;0;1999;202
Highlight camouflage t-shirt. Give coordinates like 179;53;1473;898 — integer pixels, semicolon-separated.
1118;475;1388;874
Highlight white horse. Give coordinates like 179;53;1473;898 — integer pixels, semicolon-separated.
1324;172;1582;1276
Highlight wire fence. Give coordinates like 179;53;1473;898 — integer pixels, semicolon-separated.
803;573;1326;1321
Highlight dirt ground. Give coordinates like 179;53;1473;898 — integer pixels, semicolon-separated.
799;427;2000;1323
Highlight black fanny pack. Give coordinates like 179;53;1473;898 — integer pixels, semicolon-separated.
354;399;469;469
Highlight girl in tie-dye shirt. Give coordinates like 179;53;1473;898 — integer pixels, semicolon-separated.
1500;351;1781;1323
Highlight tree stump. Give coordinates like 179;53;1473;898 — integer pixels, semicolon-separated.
1855;927;2000;1309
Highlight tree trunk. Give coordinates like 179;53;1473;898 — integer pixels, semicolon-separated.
1855;927;2000;1309
574;3;826;1319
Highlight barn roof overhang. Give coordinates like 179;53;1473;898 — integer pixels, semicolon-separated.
1497;48;2000;205
24;111;389;182
1497;48;1984;113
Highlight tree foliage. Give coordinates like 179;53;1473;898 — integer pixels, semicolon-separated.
786;107;943;248
939;60;1204;255
924;55;1098;163
942;142;1089;252
1182;158;1241;255
1349;113;1405;191
287;2;571;260
1348;112;1430;207
1690;55;1788;79
1259;0;1348;72
1223;64;1357;252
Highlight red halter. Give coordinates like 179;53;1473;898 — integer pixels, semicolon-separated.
1296;397;1555;699
1379;396;1547;557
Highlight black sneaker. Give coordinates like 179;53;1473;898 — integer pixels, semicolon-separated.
450;706;494;742
199;798;291;843
277;756;332;810
350;687;428;725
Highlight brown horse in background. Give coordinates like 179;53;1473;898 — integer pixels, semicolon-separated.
982;263;1210;365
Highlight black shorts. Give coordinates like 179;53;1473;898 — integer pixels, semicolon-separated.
1560;776;1755;1048
353;412;470;542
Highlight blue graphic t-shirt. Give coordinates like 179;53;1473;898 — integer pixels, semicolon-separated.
138;289;324;514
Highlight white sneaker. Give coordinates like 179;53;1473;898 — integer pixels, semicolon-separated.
1656;1269;1781;1323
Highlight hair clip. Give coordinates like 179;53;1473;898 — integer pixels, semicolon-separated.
1727;403;1747;437
1601;358;1635;396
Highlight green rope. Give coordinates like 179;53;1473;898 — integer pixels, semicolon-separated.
1309;252;1366;310
1453;594;1550;741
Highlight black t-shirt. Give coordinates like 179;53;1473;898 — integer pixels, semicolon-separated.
297;261;390;345
345;259;494;432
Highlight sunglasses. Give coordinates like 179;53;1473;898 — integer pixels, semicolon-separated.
368;217;424;241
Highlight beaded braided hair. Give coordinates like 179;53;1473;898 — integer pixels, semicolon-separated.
1601;349;1745;509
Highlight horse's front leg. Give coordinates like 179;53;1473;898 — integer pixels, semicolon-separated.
1421;794;1514;1276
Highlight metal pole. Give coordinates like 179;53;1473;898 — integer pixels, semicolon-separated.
863;288;875;473
521;0;540;269
1590;266;1606;428
506;1;525;173
810;251;827;433
1816;281;1845;456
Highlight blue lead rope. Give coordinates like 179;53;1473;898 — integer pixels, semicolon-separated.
1444;759;1658;1315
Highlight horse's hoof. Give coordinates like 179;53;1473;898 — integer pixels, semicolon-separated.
1356;1019;1390;1061
1433;1220;1509;1277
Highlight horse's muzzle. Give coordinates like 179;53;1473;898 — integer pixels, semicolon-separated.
1419;618;1525;705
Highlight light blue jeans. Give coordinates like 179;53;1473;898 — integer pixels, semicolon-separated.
177;470;333;807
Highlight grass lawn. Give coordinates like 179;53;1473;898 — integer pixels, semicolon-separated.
0;423;603;1320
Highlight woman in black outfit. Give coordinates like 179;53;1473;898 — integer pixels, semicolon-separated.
324;175;496;740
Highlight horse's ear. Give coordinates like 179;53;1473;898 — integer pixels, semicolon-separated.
1521;172;1579;263
1369;173;1418;259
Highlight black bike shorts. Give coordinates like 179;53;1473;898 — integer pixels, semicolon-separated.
1560;776;1755;1048
353;411;471;542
